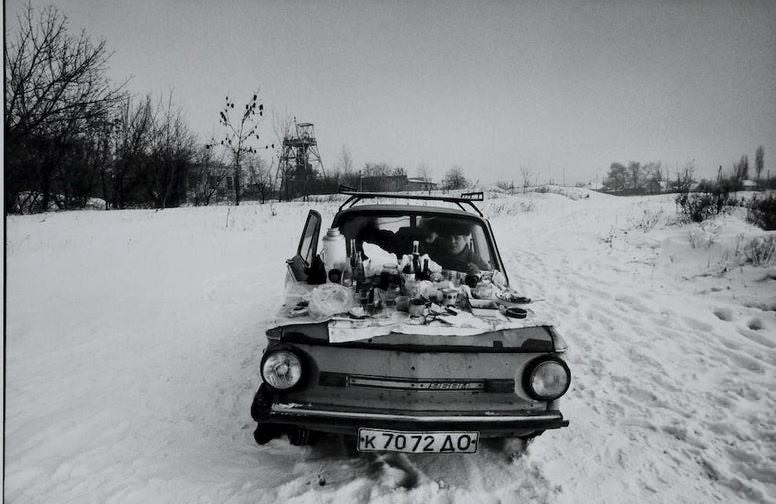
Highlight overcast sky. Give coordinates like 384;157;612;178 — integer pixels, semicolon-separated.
6;0;776;184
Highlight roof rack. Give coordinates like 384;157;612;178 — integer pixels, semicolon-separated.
337;185;484;216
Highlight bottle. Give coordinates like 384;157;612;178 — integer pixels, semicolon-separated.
422;258;429;281
411;240;421;278
354;250;366;286
341;238;357;288
349;239;358;271
340;259;353;287
402;262;413;281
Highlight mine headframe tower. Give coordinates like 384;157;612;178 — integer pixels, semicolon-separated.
276;120;325;201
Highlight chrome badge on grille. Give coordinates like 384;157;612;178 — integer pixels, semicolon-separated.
346;376;485;391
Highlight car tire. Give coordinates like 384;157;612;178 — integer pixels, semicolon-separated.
253;423;281;445
480;437;508;451
287;427;316;446
518;430;544;443
250;385;273;421
341;434;360;456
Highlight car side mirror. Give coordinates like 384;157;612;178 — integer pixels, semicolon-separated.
297;210;322;266
287;210;322;283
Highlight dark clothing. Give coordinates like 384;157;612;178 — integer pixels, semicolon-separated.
428;243;489;272
365;227;488;272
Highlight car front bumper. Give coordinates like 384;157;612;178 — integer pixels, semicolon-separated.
251;386;569;438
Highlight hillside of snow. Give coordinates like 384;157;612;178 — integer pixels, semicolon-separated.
5;191;776;503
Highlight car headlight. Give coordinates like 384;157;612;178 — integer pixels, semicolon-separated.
523;357;571;401
261;349;304;390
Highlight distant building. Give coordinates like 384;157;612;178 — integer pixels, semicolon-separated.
406;178;438;192
358;174;437;192
359;175;406;192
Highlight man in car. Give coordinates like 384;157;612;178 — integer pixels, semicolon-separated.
426;220;489;272
357;217;489;272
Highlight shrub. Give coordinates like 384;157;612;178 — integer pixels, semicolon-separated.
632;209;664;232
687;223;719;249
675;192;735;223
746;195;776;231
744;235;776;265
494;181;514;192
696;177;744;194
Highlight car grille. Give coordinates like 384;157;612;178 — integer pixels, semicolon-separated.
319;372;514;392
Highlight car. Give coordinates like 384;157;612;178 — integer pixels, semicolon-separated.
250;188;571;453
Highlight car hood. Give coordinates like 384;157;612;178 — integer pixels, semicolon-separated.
267;321;563;353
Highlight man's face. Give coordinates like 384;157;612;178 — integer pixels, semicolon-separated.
440;233;468;255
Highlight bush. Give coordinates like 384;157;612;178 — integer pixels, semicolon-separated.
675;192;735;223
687;223;719;249
746;195;776;231
494;181;514;192
631;209;664;232
696;177;743;194
744;235;776;265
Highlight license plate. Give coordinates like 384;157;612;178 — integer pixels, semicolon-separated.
357;428;479;453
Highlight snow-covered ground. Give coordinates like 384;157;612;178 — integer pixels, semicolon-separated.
5;191;776;503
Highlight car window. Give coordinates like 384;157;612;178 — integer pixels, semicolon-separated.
338;213;497;272
373;216;411;233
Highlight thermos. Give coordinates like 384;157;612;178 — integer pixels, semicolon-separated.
321;227;346;276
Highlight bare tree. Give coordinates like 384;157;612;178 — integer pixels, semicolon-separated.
244;152;274;203
192;144;229;206
520;166;533;193
442;166;469;190
110;94;154;208
603;163;627;192
647;162;663;193
755;146;764;182
416;163;431;182
147;92;196;208
210;91;264;205
5;2;124;212
416;162;432;193
340;145;355;175
271;112;294;201
672;163;696;193
735;155;749;181
627;161;643;191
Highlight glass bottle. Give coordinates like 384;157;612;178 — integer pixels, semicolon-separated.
411;240;421;278
354;250;366;286
340;258;353;287
341;238;356;288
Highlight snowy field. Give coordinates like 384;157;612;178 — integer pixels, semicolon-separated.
5;190;776;503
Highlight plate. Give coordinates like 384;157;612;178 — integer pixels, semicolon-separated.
357;428;479;453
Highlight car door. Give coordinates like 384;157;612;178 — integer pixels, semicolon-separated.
286;210;321;282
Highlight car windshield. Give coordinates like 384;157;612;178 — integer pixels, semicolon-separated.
337;212;497;273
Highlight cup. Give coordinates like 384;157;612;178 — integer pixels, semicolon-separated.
441;288;459;306
395;296;410;312
408;300;425;317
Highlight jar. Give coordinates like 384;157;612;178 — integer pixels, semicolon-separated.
380;263;400;289
384;285;400;306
